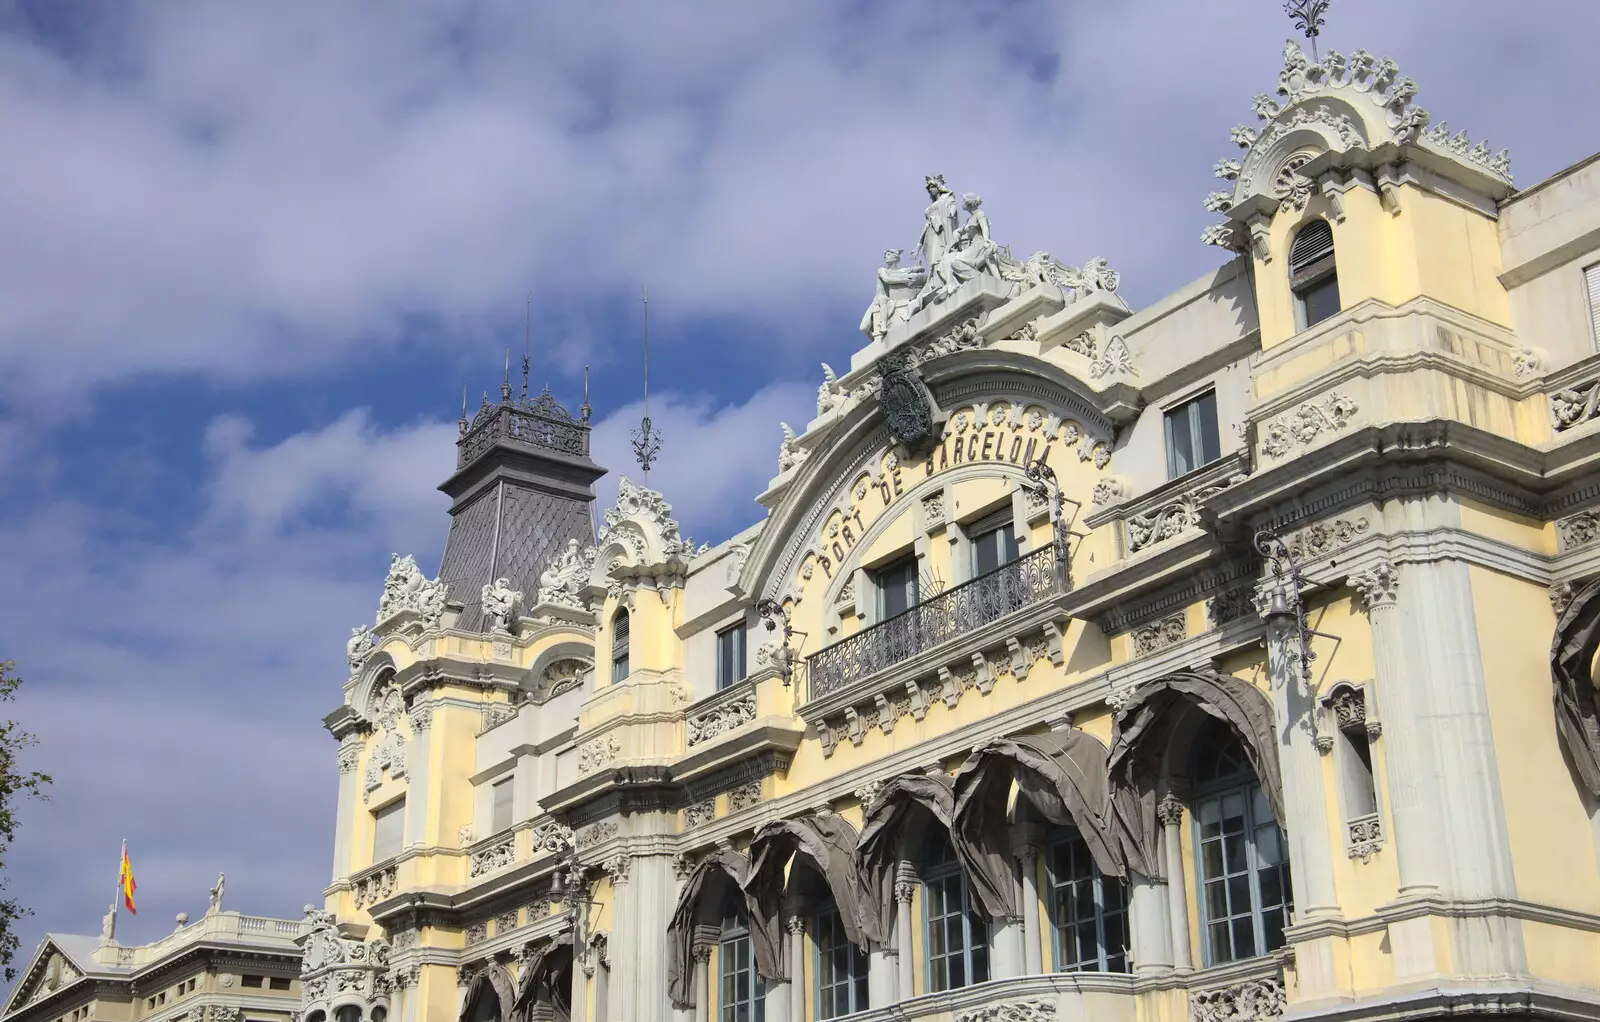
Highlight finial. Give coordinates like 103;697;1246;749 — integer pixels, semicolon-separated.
459;385;469;436
630;287;663;478
581;365;592;423
501;348;513;404
521;293;531;405
1283;0;1330;60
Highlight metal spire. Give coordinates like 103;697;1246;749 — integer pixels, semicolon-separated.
1284;0;1330;61
581;364;592;423
629;287;663;480
521;294;531;404
501;347;513;404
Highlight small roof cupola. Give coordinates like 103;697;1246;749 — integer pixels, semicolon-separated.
1201;38;1515;266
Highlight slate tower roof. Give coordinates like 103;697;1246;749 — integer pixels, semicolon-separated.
436;384;604;631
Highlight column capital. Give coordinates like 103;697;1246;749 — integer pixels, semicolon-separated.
785;915;806;936
691;942;714;964
1349;559;1399;610
1156;794;1186;827
893;880;916;904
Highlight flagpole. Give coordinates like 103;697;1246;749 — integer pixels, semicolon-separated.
110;838;124;942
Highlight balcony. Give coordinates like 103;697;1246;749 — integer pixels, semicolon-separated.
807;545;1061;702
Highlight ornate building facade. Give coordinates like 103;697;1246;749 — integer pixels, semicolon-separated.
311;35;1600;1022
2;904;306;1022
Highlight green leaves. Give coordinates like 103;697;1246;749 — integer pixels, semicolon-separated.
0;661;51;982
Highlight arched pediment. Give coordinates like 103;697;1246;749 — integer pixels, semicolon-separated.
951;729;1124;917
1106;670;1284;879
740;353;1121;608
1552;578;1600;799
855;772;957;935
744;814;880;951
666;848;778;1009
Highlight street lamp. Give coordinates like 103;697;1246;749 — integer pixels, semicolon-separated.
1023;458;1080;589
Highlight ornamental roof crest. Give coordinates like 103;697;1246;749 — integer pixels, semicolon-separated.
375;553;447;630
859;175;1122;343
595;477;708;582
1201;39;1513;252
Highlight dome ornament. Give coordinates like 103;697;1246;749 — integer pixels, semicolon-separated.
1283;0;1331;61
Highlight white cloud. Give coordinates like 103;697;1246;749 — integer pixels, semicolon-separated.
0;0;1593;401
590;382;815;541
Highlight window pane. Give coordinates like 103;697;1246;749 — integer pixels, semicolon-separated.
1167;402;1195;477
491;777;514;834
878;558;918;618
1301;274;1341;328
372;798;405;862
716;624;746;690
1195;391;1220;463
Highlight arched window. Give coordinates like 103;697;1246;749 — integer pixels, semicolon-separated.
1191;719;1292;965
1288;219;1340;330
610;610;630;683
719;909;765;1022
923;831;989;992
814;895;869;1019
335;1007;364;1022
1047;826;1129;973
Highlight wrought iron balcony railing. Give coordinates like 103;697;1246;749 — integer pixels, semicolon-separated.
458;395;590;468
806;545;1060;701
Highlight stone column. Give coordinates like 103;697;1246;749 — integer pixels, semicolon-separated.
868;944;895;1007
1353;555;1522;977
1350;560;1440;896
404;705;433;849
1017;842;1044;975
783;916;806;1022
893;868;916;1000
1260;588;1341;918
1127;873;1172;974
605;855;635;1019
572;942;590;1022
624;851;679;1022
690;944;712;1022
332;735;361;880
1157;796;1192;972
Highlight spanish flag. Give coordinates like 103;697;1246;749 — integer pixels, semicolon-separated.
119;842;137;914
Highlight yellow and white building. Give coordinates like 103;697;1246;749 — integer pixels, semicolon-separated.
309;34;1600;1022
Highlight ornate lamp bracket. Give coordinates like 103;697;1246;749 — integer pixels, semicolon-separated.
1024;458;1080;590
1254;529;1317;697
756;598;804;689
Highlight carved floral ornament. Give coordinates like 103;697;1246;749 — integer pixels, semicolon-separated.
793;398;1109;593
1201;39;1511;249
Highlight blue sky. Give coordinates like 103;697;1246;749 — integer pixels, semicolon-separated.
1;0;1594;980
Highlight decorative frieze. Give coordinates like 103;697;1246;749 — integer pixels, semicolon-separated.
1557;510;1600;551
338;735;362;774
1349;559;1399;609
577;735;622;773
1551;382;1600;433
686;694;757;747
1091;476;1131;507
577;822;618;849
1131;614;1187;657
1551;581;1577;617
351;865;397;909
727;781;763;812
1089;336;1135;380
465;921;488;946
921;490;947;528
1260;392;1358;458
1347;813;1384;863
469;837;515;878
1125;485;1225;553
530;821;574;855
957;1000;1057;1022
685;801;716;829
1206;586;1255;628
1286;517;1370;562
1191;977;1287;1022
494;911;519;935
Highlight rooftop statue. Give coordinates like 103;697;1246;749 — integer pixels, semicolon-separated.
859;174;1123;340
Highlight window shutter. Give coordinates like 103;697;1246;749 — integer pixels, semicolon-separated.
1587;264;1600;348
1288;220;1334;273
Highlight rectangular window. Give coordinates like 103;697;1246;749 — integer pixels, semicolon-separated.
491;777;515;835
372;798;406;863
1195;784;1292;965
716;623;747;691
242;976;263;988
1164;390;1221;479
969;509;1019;577
1586;263;1600;350
924;842;989;992
815;905;870;1019
269;977;292;991
874;556;919;620
1049;830;1129;972
719;922;765;1022
610;611;630;683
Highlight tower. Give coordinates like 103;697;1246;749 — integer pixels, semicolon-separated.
438;384;605;631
